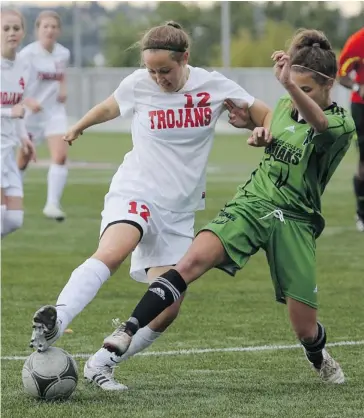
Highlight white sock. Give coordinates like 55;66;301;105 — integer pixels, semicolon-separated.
90;326;162;368
46;163;68;207
56;258;111;334
1;209;24;238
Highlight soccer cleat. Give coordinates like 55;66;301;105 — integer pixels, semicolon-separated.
307;349;345;383
84;359;128;391
355;215;364;232
102;319;132;357
43;204;66;222
30;305;60;352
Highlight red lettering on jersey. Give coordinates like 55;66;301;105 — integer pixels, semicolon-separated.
0;92;23;105
194;107;204;127
204;107;212;125
197;92;211;107
149;110;157;129
184;108;195;128
148;92;213;130
157;110;167;129
38;72;64;81
175;108;184;128
166;109;175;128
19;77;25;90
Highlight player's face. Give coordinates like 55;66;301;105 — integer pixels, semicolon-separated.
143;50;189;92
1;13;24;53
37;17;60;45
291;71;332;108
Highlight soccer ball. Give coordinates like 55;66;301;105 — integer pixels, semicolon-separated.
22;347;78;400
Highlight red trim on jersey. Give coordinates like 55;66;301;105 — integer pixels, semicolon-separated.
338;28;364;104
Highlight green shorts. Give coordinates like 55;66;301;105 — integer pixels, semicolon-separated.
201;197;317;308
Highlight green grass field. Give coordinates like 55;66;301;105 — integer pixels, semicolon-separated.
2;132;363;418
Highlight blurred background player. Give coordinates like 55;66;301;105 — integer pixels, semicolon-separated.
17;11;70;222
29;21;271;390
337;27;364;232
1;9;36;238
86;29;355;385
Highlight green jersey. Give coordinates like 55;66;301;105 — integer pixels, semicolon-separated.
239;96;356;234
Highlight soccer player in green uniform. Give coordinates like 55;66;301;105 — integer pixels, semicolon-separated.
39;29;357;384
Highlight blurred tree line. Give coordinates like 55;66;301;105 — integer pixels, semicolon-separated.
17;1;363;67
105;1;364;67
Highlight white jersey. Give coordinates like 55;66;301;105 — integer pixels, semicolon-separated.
110;66;255;213
0;55;30;151
18;42;70;117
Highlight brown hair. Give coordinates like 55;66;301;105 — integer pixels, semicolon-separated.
140;21;190;63
1;9;26;30
35;10;62;29
287;29;337;85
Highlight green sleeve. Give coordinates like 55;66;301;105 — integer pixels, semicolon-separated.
311;113;356;152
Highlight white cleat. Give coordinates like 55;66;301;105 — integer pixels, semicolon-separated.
355;215;364;232
30;305;60;352
103;319;132;357
310;349;345;384
84;360;128;391
43;204;66;222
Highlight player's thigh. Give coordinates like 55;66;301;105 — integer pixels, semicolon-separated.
96;195;151;272
1;150;23;208
130;209;194;283
45;111;68;162
192;199;270;280
351;103;364;164
266;220;317;309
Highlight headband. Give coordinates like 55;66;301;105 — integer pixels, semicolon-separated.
143;46;187;53
291;64;334;81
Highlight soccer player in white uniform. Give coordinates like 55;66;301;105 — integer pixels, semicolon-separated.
29;22;272;390
1;9;36;239
17;11;70;221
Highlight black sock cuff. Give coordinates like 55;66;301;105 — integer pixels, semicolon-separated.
152;269;187;299
301;322;326;353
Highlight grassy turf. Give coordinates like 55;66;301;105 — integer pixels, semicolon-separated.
1;133;363;418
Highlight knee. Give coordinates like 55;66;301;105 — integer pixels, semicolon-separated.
177;252;206;282
52;155;67;165
92;249;121;273
5;210;24;234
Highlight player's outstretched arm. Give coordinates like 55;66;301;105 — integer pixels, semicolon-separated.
64;95;120;145
273;51;329;133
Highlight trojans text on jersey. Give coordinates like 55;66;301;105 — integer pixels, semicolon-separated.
149;92;212;130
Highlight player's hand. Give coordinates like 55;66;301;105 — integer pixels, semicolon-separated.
21;137;37;162
247;127;273;147
224;99;252;129
11;104;25;118
272;50;293;88
23;97;42;113
63;126;83;146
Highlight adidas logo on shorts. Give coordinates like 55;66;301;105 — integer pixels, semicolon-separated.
149;287;166;300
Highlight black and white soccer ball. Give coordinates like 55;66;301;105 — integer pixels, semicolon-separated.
22;347;78;401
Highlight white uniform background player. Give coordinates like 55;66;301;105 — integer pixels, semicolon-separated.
30;22;271;391
17;11;70;222
1;9;36;239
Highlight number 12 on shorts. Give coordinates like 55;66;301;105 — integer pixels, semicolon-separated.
128;201;151;223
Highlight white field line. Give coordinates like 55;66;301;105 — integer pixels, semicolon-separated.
2;340;363;361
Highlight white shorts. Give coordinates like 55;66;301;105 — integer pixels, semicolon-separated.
1;147;23;197
25;107;67;145
100;192;195;283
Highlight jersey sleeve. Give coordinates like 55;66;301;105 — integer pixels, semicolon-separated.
15;118;29;140
311;112;356;152
113;72;136;119
338;32;363;77
210;71;255;108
